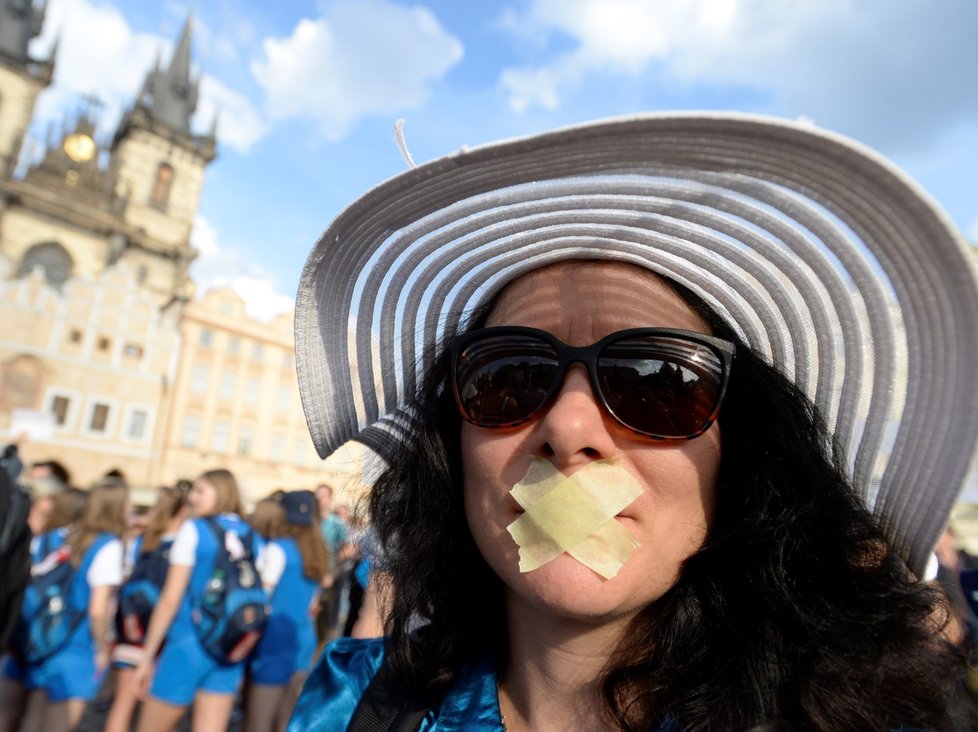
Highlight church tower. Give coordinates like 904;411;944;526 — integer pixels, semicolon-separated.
0;0;55;177
0;16;215;307
110;17;216;304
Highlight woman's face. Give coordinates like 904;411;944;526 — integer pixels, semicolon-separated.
189;478;219;517
461;261;721;624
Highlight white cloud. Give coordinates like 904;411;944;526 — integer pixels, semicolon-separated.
250;0;463;141
197;76;269;153
28;0;266;154
190;216;294;321
497;0;978;148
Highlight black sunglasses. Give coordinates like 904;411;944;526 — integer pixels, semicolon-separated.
451;326;735;440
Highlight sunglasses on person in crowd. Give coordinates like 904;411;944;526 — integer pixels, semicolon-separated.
451;326;735;440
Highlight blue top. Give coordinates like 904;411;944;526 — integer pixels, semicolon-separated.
254;537;319;670
287;638;686;732
63;532;117;654
288;638;929;732
320;513;347;574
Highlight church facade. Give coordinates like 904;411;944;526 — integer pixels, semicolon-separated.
0;2;345;504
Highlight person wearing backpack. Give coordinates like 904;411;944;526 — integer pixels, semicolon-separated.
132;468;266;732
246;491;330;732
104;486;188;732
0;482;87;732
27;479;126;732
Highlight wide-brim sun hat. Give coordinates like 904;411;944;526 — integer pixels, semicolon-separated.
295;112;978;575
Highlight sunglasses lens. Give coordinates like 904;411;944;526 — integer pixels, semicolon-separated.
455;334;558;426
597;336;724;438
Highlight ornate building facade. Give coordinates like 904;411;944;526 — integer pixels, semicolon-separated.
0;5;347;505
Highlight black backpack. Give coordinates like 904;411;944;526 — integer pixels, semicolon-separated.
10;532;83;665
116;537;173;644
191;517;268;664
0;450;30;652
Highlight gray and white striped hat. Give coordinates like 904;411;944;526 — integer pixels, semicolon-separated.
295;112;978;574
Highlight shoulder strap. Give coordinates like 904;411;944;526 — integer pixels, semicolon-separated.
347;654;432;732
203;516;226;548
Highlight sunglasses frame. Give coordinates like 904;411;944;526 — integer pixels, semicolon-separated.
451;325;736;441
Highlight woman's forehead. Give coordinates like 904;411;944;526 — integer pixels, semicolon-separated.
485;260;712;339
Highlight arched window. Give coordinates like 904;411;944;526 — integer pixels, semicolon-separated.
16;241;74;289
150;162;174;208
0;355;43;412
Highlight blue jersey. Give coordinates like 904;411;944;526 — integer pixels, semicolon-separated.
251;537;319;683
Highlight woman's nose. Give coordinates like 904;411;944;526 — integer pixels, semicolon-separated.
531;366;619;467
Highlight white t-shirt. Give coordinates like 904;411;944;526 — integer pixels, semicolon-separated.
87;538;124;587
169;515;272;580
258;541;286;590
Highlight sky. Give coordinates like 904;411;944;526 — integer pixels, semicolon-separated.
22;0;978;321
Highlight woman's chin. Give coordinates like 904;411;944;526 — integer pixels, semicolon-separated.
502;553;671;624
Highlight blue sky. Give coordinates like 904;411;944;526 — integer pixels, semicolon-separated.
25;0;978;320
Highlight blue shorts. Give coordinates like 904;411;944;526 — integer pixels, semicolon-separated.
1;654;44;690
41;645;104;702
149;630;244;706
249;616;315;686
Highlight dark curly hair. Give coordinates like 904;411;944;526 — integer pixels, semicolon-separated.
368;285;964;731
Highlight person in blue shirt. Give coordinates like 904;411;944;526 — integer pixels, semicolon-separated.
131;469;262;732
104;485;188;732
286;115;975;730
247;490;330;732
35;480;127;732
315;483;348;644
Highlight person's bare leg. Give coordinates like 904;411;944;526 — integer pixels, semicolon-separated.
105;668;141;732
274;673;308;732
192;690;236;732
44;699;86;732
0;678;27;732
245;684;286;732
134;697;188;732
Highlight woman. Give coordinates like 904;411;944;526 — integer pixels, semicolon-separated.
287;115;978;730
132;469;262;732
247;491;329;732
28;480;126;732
105;485;188;732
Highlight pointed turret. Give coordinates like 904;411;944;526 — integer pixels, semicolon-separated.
0;0;48;65
135;17;200;135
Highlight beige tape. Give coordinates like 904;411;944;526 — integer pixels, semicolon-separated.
506;457;642;579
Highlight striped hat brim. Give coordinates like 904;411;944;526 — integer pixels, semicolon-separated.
294;112;978;575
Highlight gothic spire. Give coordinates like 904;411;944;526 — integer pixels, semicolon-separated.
135;16;199;135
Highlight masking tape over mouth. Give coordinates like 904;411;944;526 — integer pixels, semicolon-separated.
506;457;642;579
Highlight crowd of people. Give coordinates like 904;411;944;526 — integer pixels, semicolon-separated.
0;453;376;732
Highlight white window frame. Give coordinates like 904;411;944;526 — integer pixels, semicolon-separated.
269;431;286;463
211;419;230;454
219;372;237;401
121;403;154;445
44;387;80;433
190;364;210;394
180;414;201;448
244;376;260;406
81;396;119;439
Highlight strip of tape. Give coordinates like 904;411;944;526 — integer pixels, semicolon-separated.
506;457;642;579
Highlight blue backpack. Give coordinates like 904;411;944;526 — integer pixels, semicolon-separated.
10;532;82;665
191;518;268;664
116;537;172;644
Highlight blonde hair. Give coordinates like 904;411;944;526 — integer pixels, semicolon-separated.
67;482;128;567
251;496;286;540
198;468;243;516
142;486;188;553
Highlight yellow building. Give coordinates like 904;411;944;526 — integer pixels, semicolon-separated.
156;288;324;505
0;7;383;505
0;264;181;489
